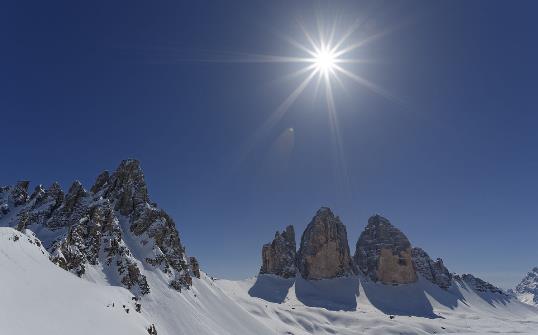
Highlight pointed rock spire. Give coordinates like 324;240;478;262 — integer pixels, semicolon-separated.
10;181;30;207
90;170;110;194
354;214;417;284
297;207;354;280
105;159;148;216
260;225;296;278
64;181;87;213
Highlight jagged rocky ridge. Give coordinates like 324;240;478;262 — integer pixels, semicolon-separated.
0;159;199;295
412;247;452;289
259;208;504;294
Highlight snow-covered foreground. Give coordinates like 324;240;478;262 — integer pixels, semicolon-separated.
2;226;538;335
217;275;538;335
0;228;150;335
0;227;274;335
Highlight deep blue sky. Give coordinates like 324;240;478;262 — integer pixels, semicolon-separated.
3;1;537;288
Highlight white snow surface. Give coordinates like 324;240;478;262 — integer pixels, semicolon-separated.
0;228;149;335
1;226;538;335
0;227;274;335
216;275;538;335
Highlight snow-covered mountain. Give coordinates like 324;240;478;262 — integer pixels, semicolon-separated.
0;159;195;295
1;160;537;334
0;160;275;335
513;267;538;306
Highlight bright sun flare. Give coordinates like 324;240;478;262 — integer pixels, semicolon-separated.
238;17;394;180
313;49;337;74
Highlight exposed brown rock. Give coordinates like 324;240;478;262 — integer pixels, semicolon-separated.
297;207;354;280
354;214;417;284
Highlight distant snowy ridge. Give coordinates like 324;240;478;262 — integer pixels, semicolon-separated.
513;267;538;306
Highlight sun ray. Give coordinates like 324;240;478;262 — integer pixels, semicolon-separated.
231;16;398;181
239;70;318;161
333;64;399;102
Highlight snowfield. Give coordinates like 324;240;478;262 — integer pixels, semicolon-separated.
216;275;538;335
0;228;150;335
1;226;537;335
0;227;274;335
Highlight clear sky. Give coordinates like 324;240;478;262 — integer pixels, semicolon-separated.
3;0;537;289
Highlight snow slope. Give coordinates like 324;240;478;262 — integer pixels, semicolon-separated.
2;226;538;335
0;228;151;335
217;274;538;335
0;227;275;335
514;267;538;306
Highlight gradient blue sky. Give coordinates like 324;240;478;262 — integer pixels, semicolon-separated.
3;1;537;288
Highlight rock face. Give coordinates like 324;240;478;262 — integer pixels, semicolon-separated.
260;225;296;278
0;159;199;295
514;267;538;306
296;207;354;280
454;274;505;295
412;247;452;289
354;215;417;284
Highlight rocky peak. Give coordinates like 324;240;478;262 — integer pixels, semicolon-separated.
30;184;47;205
30;184;45;199
64;181;87;213
412;247;452;289
514;267;538;305
104;159;149;216
46;182;65;208
260;225;296;278
354;214;417;284
296;207;354;280
0;159;197;295
10;181;30;207
90;170;110;194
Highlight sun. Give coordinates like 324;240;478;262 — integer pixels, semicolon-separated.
237;17;393;177
313;48;337;74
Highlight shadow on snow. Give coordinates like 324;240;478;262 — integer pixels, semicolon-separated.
248;274;512;318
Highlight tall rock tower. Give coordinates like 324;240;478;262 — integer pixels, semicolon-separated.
354;214;417;284
296;207;355;280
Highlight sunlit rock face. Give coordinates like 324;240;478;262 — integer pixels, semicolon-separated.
354;214;417;284
260;225;296;278
412;247;452;289
297;207;354;280
0;159;199;295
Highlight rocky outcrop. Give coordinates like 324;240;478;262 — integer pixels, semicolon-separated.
190;256;201;279
354;215;417;284
297;207;354;280
514;267;538;305
412;247;452;289
260;225;296;278
455;274;505;295
0;159;197;295
10;181;30;207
